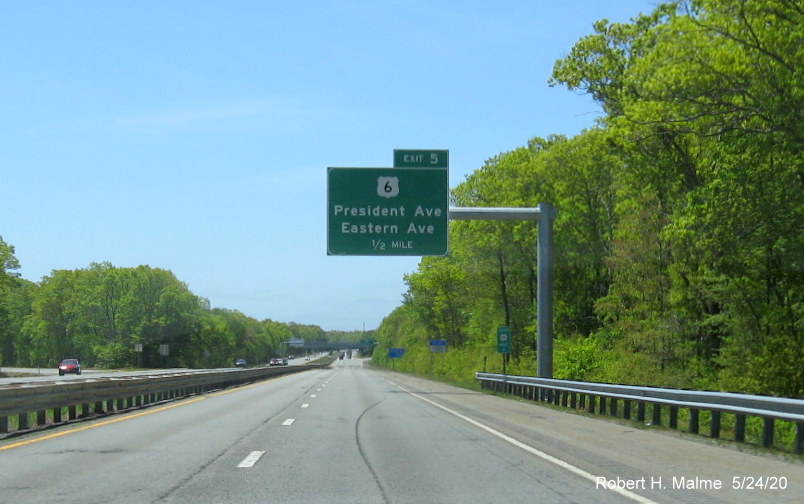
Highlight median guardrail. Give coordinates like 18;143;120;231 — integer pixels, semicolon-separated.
476;372;804;454
0;364;328;437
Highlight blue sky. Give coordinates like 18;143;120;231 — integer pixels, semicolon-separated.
2;1;659;331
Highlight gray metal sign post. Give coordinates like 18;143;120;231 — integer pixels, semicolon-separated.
449;204;555;378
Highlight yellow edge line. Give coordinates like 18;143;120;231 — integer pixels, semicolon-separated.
0;376;284;451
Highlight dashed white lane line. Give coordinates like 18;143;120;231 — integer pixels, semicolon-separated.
282;418;296;426
301;403;310;408
237;451;265;468
310;394;317;398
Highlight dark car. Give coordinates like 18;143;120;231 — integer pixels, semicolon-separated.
58;358;81;376
235;359;247;368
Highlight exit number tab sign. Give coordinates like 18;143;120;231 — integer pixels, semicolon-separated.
393;149;449;169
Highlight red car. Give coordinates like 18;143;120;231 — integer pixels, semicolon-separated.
58;358;82;376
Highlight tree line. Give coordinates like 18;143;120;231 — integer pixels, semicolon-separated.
373;0;802;397
0;250;355;369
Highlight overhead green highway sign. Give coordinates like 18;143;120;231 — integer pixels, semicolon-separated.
327;166;449;256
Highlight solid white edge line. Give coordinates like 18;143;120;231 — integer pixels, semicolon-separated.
391;381;659;504
237;450;266;468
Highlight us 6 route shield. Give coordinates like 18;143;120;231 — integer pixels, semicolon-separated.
327;167;448;256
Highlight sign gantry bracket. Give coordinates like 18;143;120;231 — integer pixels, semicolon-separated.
449;204;555;379
326;149;554;378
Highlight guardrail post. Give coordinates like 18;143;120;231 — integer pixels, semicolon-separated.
623;400;631;420
762;417;774;448
0;415;7;433
669;406;678;429
796;422;803;454
710;411;721;439
637;402;646;423
53;406;62;423
690;409;699;434
735;414;746;442
18;412;29;430
652;404;662;426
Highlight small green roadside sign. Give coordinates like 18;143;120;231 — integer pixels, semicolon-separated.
497;326;511;354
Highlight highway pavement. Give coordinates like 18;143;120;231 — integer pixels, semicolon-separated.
1;357;801;503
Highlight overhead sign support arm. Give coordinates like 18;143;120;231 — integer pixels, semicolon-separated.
449;203;555;378
327;149;555;378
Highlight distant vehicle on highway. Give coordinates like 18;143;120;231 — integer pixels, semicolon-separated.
269;358;283;366
235;359;247;368
58;358;81;376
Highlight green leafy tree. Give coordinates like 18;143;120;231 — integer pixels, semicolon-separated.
551;0;803;393
0;237;25;365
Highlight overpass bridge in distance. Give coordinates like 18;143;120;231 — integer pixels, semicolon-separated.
287;339;376;352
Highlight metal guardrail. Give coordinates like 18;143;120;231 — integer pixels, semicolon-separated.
0;364;328;437
476;372;804;454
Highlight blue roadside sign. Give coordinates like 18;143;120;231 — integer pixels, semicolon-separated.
388;348;407;359
429;339;448;353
